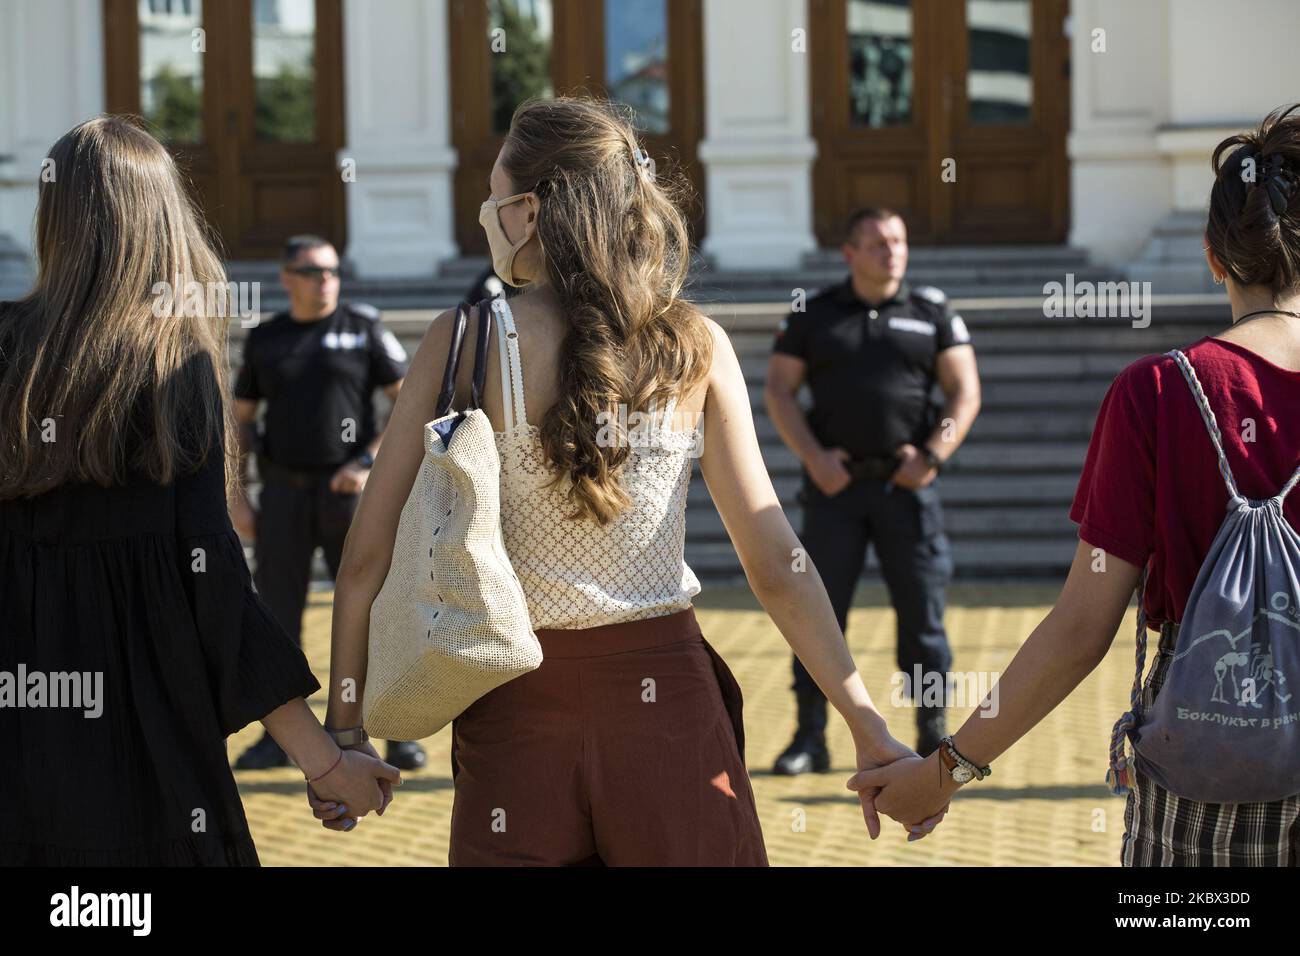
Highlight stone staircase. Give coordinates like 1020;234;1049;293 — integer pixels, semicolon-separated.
228;244;1121;310
221;245;1228;583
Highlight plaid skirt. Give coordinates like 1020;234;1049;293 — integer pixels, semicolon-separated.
1121;623;1300;866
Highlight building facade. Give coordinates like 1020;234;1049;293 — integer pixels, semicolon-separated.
1;0;1297;290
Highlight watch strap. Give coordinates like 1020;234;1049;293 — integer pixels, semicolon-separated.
327;726;369;747
941;736;991;780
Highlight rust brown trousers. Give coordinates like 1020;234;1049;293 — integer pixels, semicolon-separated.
448;607;769;866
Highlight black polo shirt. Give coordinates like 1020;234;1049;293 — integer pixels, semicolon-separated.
772;278;972;459
233;302;408;469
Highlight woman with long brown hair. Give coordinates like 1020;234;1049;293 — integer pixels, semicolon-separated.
0;116;399;865
314;96;939;864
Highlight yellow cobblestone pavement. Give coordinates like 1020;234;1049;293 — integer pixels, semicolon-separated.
231;584;1135;866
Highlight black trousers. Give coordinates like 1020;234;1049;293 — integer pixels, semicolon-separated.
794;476;954;733
253;468;359;648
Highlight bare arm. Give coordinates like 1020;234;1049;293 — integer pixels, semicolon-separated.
700;318;898;758
358;378;404;461
924;344;980;462
950;539;1140;767
764;352;851;496
850;539;1143;823
325;313;457;729
763;353;823;465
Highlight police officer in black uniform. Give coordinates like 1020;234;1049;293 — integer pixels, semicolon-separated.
765;208;981;773
230;235;428;771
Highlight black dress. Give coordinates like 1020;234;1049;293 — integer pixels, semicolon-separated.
0;430;320;865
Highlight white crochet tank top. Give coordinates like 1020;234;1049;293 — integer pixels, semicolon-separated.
489;296;702;630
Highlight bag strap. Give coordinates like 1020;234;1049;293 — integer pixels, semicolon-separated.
468;300;491;411
433;301;491;417
493;297;528;433
1279;465;1300;504
1167;349;1244;504
433;302;471;418
1106;566;1149;796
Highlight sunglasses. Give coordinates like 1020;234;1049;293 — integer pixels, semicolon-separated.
285;266;340;279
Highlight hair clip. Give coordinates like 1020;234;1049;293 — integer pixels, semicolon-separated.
1260;155;1295;216
631;146;656;183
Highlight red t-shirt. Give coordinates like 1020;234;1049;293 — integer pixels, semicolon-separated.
1070;336;1300;630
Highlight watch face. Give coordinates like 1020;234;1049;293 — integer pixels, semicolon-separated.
951;765;974;784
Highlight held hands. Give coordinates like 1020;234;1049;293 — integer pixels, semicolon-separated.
306;742;402;832
848;748;960;841
854;734;951;841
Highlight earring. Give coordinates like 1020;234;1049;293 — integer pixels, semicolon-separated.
1213;273;1225;285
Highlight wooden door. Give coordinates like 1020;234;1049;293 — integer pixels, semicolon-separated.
810;0;1069;246
104;0;345;259
449;0;704;256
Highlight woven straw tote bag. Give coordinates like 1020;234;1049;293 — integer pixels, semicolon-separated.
363;300;540;741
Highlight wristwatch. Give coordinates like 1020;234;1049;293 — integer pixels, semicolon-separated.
920;444;943;473
355;450;376;469
326;726;369;747
938;736;991;784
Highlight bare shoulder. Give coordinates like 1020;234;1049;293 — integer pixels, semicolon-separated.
700;313;741;381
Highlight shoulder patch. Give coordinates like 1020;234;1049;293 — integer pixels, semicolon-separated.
949;314;971;344
379;327;409;364
345;302;381;322
911;285;948;305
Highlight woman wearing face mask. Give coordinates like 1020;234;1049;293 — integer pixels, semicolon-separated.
314;96;939;864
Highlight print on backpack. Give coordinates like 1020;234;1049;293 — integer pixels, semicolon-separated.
1108;349;1300;805
1200;592;1293;709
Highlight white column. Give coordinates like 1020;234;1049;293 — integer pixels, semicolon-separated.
339;0;458;278
1066;0;1169;268
698;0;817;271
0;0;105;295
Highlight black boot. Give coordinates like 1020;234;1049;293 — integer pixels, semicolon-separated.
916;706;947;757
385;740;427;771
772;690;831;775
234;733;290;770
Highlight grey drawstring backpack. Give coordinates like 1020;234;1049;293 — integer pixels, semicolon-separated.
1107;348;1300;804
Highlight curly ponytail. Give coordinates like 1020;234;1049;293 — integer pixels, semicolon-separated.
500;96;713;524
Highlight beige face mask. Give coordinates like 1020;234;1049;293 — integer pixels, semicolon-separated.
479;192;533;287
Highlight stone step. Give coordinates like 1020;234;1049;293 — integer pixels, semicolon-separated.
803;244;1098;267
684;503;1075;539
686;471;1081;508
683;537;1078;580
742;378;1112;410
753;441;1087;475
